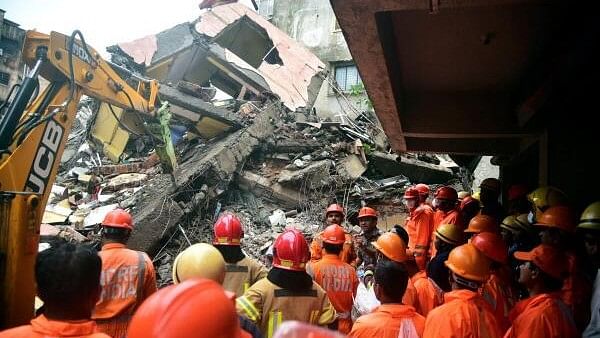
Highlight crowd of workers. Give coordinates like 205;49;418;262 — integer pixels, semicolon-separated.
1;179;599;338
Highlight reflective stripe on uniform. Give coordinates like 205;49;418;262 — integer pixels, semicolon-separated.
267;311;282;338
243;282;250;293
309;310;320;324
237;296;260;322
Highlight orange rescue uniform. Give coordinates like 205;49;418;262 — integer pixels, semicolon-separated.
236;278;336;338
504;293;578;338
483;271;515;333
429;209;463;258
310;231;356;266
423;289;501;338
310;254;359;334
562;252;592;330
405;204;434;270
348;304;425;338
223;256;269;297
92;243;157;338
0;315;110;338
412;271;444;316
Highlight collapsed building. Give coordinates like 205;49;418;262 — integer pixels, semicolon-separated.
42;3;466;286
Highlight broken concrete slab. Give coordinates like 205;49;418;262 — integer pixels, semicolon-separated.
128;103;280;254
369;151;453;184
105;173;148;191
277;160;332;188
176;81;217;101
238;171;302;209
337;154;367;181
40;224;88;243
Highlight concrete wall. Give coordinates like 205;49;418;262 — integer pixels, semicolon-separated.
0;12;25;104
261;0;371;120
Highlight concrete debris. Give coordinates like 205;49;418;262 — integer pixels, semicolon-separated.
44;2;469;286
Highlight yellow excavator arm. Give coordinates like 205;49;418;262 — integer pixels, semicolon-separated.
0;30;171;328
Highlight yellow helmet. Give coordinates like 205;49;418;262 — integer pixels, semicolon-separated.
457;191;471;200
500;215;520;233
435;224;464;245
172;243;225;284
528;186;568;220
578;201;600;231
472;190;481;201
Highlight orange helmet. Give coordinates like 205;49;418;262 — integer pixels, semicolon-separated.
322;224;345;245
464;215;497;234
415;183;430;197
445;243;491;282
434;186;458;201
358;207;377;219
101;209;134;231
471;232;508;263
403;187;420;199
213;213;243;246
535;205;576;233
372;232;407;263
325;204;345;216
273;229;309;271
128;278;250;338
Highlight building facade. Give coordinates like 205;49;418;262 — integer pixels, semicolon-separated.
0;9;25;104
257;0;371;120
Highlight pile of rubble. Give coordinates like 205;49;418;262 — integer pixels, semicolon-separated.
41;2;467;286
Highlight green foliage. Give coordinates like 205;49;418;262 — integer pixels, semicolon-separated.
348;83;373;110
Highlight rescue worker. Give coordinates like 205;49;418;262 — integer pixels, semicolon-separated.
415;183;432;206
506;184;530;215
527;186;568;223
371;232;418;308
354;207;381;270
92;209;157;338
535;205;592;330
579;202;600;337
464;214;498;240
502;214;538;264
404;187;434;271
459;195;480;226
348;260;426;338
128;278;252;338
411;261;444;317
471;232;514;332
423;243;501;338
171;243;262;338
427;224;463;292
505;244;578;337
429;186;462;258
212;212;268;296
310;204;357;265
309;224;359;334
236;228;336;338
479;178;505;223
172;243;226;284
0;243;109;338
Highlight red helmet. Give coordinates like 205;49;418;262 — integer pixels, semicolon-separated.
101;209;134;231
325;204;345;216
273;229;309;271
415;183;430;197
358;207;377;219
471;232;508;263
213;213;243;246
507;184;528;201
127;278;250;338
403;187;420;199
535;206;576;233
322;224;345;245
434;186;458;201
460;196;480;211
